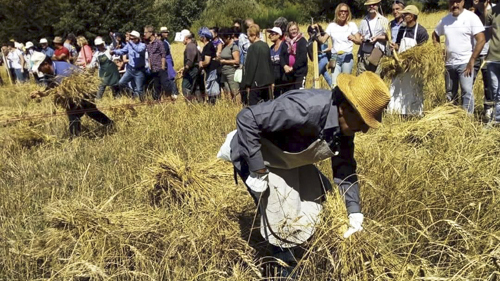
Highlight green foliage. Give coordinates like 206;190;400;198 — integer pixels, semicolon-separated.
191;0;260;31
252;5;307;30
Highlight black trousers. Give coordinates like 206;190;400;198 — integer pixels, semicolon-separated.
474;55;493;110
249;86;271;106
66;100;113;136
150;70;170;100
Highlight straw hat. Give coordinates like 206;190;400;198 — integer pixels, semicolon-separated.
337;72;390;129
160;27;169;33
39;38;48;44
130;30;141;38
94;37;105;46
53;36;63;44
364;0;381;5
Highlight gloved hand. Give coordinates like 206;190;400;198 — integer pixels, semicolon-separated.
343;213;364;239
245;171;269;193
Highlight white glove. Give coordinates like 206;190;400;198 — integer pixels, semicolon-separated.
245;172;269;193
216;130;237;162
343;213;364;239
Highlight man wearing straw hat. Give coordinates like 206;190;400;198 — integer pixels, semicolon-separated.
218;71;390;277
353;0;389;75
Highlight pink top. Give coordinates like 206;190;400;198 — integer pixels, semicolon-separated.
78;45;93;67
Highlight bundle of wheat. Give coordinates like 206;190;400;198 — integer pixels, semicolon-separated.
49;72;101;109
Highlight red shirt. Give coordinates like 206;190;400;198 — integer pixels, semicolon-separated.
54;46;70;59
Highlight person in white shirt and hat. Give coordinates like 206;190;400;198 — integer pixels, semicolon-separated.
388;5;430;116
39;38;55;58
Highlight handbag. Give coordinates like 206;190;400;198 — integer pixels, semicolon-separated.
367;47;384;66
234;68;242;83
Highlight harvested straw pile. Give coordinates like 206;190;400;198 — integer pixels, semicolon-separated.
381;43;447;106
312;106;500;279
17;152;261;280
9;124;53;148
49;72;101;108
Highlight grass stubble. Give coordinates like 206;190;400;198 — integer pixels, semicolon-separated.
1;11;499;280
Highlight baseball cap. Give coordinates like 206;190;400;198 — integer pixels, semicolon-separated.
25;41;34;49
266;27;282;36
31;51;47;72
400;5;419;15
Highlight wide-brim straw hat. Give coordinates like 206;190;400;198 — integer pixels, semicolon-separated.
365;0;381;5
337;72;390;129
53;36;63;44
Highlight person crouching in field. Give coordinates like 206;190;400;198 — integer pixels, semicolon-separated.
29;52;114;137
388;5;429;116
219;71;390;278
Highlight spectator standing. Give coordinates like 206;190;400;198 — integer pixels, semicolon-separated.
211;27;223;57
268;26;289;98
486;2;500;123
76;36;93;69
317;4;359;87
355;0;389;75
7;41;26;83
388;5;429;115
199;27;221;104
218;27;241;102
390;0;405;42
53;36;70;62
470;1;494;121
433;0;486;114
284;22;308;90
242;24;274;105
179;30;203;101
111;31;147;101
64;34;78;63
274;17;289;37
238;19;254;67
39;38;54;58
89;38;121;99
307;24;332;88
160;27;179;99
144;25;168;101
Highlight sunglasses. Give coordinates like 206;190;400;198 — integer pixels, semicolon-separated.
339;10;349;13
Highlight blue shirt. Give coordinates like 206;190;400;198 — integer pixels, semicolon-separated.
42;47;55;58
45;61;79;87
114;41;146;69
390;19;403;43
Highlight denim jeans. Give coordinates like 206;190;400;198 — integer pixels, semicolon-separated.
332;53;354;87
14;68;26;83
119;67;145;100
488;62;500;122
318;55;332;88
445;63;474;114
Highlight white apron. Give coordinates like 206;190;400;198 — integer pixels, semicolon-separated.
388;24;424;116
258;137;336;248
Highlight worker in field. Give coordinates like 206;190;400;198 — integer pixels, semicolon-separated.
29;52;114;137
218;71;390;278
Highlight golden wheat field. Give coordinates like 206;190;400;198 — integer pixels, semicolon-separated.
1;11;499;280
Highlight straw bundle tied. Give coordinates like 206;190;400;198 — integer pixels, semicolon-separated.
49;72;101;109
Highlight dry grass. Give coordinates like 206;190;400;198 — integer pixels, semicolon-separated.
1;11;499;280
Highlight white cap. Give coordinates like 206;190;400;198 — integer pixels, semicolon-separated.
180;29;191;40
31;51;47;72
94;37;105;46
130;30;141;39
25;42;34;49
39;38;48;44
266;27;283;36
160;27;169;33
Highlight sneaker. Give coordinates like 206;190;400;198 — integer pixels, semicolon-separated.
483;108;493;123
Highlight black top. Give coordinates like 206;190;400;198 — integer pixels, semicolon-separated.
270;41;289;82
395;24;429;46
242;40;274;88
201;42;219;73
290;37;308;77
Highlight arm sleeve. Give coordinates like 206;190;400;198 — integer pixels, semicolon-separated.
113;44;128;56
434;20;444;36
471;13;486;35
159;41;166;58
293;38;308;71
185;44;198;68
279;43;289;69
130;42;146;52
331;135;361;214
350;22;359;35
395;27;405;45
235;95;313;172
242;45;257;87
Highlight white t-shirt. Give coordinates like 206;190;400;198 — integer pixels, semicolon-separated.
7;49;23;69
325;22;359;54
435;9;485;65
